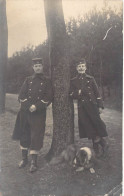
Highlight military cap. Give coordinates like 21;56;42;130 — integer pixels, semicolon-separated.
32;58;42;64
76;58;86;65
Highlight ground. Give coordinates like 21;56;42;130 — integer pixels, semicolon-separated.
0;94;122;196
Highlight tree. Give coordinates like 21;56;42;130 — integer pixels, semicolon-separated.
0;0;8;114
44;0;74;159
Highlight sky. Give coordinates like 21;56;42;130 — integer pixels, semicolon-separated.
6;0;122;57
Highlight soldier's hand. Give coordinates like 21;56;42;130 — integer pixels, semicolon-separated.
29;105;36;112
78;89;82;95
69;92;74;97
99;108;103;114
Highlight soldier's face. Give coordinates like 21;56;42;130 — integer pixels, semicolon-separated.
76;63;86;74
33;64;43;74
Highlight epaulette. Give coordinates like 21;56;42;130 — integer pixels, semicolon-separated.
44;75;50;79
43;76;51;82
27;76;34;81
70;76;77;81
85;74;93;79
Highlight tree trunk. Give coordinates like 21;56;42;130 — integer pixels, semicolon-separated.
44;0;74;159
0;0;8;114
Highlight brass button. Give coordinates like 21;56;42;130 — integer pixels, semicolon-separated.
29;89;31;91
41;83;43;85
30;82;32;84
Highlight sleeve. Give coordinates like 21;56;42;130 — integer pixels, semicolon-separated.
18;78;31;111
92;77;104;109
69;79;81;100
44;78;53;104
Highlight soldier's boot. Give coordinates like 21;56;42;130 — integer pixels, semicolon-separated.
92;140;102;158
30;154;37;173
99;138;109;157
19;150;28;168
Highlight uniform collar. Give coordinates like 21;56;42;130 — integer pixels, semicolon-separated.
77;73;86;79
32;73;44;79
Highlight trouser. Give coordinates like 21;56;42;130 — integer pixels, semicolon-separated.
19;110;46;154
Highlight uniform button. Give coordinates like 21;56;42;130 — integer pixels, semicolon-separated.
41;83;43;85
29;89;31;91
82;78;83;79
90;99;91;101
82;100;84;102
39;89;42;92
29;96;31;98
88;86;90;88
30;82;32;84
87;81;90;83
37;97;40;99
89;92;91;94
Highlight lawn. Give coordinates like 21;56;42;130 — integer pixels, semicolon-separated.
0;94;122;196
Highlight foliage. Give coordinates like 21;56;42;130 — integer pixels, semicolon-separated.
66;5;123;87
6;4;123;102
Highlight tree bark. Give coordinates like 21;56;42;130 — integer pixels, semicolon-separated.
44;0;74;159
0;0;8;114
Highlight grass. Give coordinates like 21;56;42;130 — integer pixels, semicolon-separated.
0;93;122;196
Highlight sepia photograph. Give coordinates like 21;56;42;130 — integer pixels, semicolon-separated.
0;0;123;195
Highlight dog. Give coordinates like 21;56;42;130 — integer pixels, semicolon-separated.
73;147;95;173
49;145;95;174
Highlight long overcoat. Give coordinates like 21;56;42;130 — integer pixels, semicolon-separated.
12;73;53;150
70;73;108;139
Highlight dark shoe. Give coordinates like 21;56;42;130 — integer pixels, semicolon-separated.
100;138;109;157
94;136;101;143
29;154;37;173
30;163;37;173
93;143;102;158
19;159;28;168
19;150;28;168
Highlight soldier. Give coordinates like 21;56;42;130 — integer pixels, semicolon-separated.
12;58;53;172
70;59;108;157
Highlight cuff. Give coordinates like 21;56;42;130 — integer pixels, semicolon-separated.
20;145;28;150
20;99;31;111
97;98;104;109
30;150;39;155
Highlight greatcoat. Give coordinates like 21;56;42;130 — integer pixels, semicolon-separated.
12;73;53;151
70;73;108;139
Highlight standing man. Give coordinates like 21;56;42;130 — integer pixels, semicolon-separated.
12;58;53;172
70;59;108;157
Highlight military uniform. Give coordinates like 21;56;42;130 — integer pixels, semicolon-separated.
13;73;53;152
70;73;108;140
12;57;53;172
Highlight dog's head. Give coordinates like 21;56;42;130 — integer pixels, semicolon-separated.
73;147;92;168
73;150;87;167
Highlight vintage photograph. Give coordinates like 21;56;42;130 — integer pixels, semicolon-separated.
0;0;123;195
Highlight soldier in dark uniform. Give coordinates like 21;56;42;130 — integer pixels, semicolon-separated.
12;58;53;172
70;59;108;157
